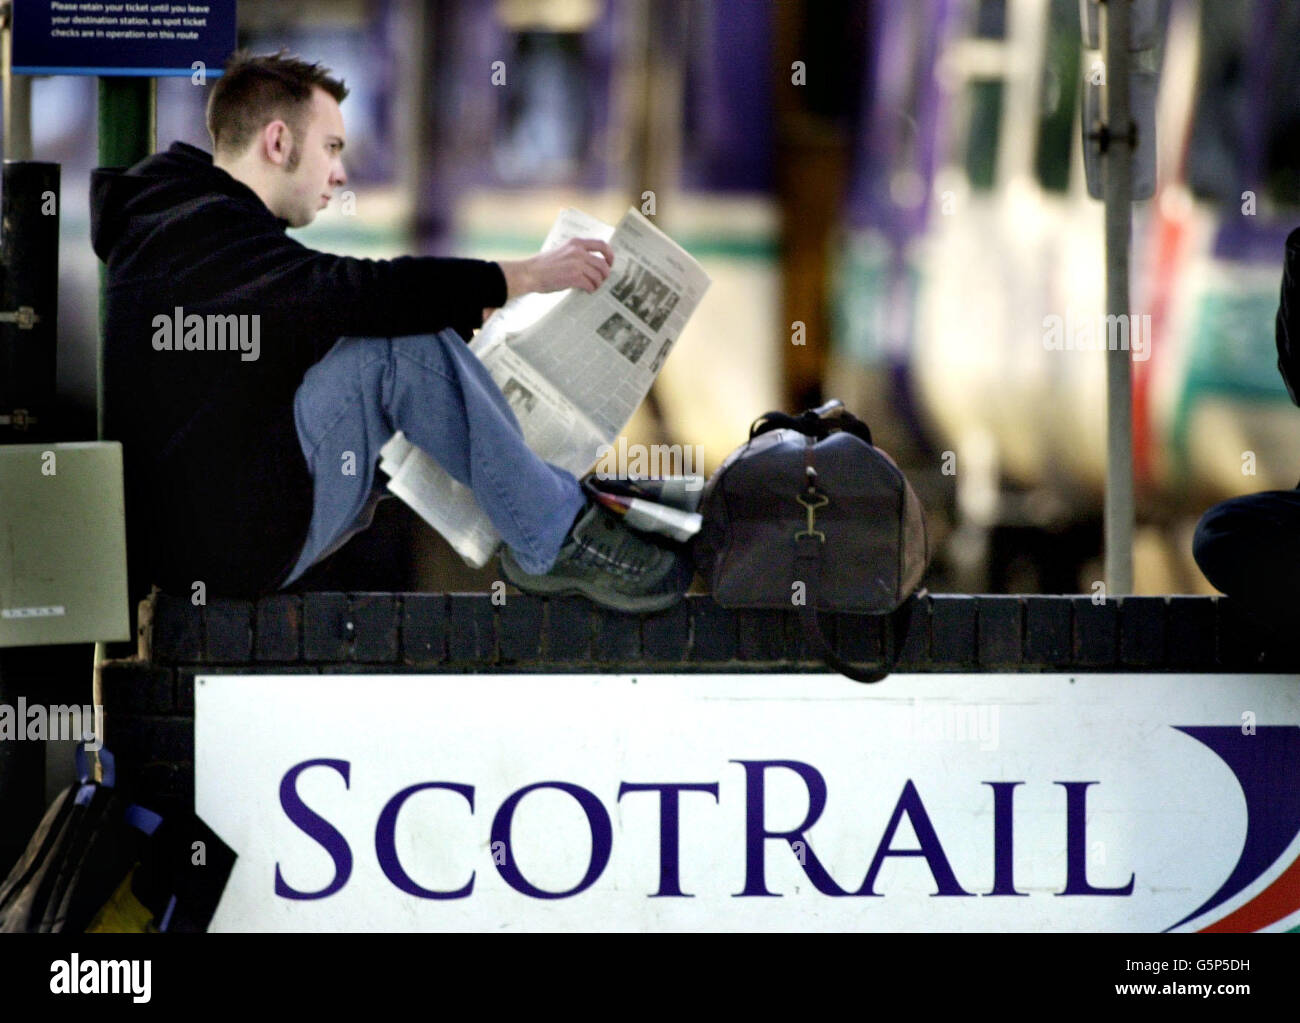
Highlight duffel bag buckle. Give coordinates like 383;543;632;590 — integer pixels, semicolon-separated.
795;489;829;542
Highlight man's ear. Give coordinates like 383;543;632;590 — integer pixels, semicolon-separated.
260;119;293;166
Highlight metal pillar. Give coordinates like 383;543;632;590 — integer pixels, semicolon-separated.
0;0;32;160
96;76;155;441
1102;0;1134;595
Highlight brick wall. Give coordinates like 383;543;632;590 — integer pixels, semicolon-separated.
100;591;1284;818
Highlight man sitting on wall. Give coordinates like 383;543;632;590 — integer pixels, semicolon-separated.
91;50;689;613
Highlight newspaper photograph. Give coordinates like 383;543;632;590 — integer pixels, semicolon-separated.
380;206;711;568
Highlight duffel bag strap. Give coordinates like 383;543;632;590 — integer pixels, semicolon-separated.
790;501;894;686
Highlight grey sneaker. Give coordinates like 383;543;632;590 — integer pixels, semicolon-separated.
500;501;691;613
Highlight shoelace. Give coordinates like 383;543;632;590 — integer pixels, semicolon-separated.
572;533;655;580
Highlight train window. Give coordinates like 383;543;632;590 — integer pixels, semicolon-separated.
679;3;773;192
1186;0;1300;207
973;0;1007;40
492;31;591;185
962;0;1007;192
798;1;869;124
964;80;1003;191
28;76;96;168
1033;0;1080;193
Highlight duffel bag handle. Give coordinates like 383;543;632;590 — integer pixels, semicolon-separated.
749;402;873;448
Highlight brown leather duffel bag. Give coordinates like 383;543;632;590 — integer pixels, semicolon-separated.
692;401;929;682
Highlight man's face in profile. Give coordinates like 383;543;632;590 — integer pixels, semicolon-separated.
278;86;348;228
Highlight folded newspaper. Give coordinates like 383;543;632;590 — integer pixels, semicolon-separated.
379;207;712;567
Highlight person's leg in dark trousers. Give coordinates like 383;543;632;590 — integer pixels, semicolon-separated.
281;329;586;588
1193;487;1300;630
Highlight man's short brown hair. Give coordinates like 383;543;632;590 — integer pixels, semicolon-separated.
206;49;349;161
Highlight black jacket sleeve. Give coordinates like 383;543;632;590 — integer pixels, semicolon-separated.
175;197;508;359
1276;227;1300;406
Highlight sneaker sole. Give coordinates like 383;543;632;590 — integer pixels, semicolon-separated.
500;553;686;614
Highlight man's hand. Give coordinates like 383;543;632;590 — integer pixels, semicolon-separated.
498;237;614;301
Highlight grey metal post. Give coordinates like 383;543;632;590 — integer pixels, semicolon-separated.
1103;0;1134;594
0;1;33;158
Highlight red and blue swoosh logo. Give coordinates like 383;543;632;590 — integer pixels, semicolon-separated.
1166;726;1300;932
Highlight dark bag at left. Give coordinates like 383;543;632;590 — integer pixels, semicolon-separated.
0;746;235;932
0;747;146;932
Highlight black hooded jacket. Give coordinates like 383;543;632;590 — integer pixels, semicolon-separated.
90;141;507;597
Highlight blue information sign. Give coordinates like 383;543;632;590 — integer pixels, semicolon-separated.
12;0;237;77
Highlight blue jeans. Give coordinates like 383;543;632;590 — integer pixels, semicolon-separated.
281;330;586;588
